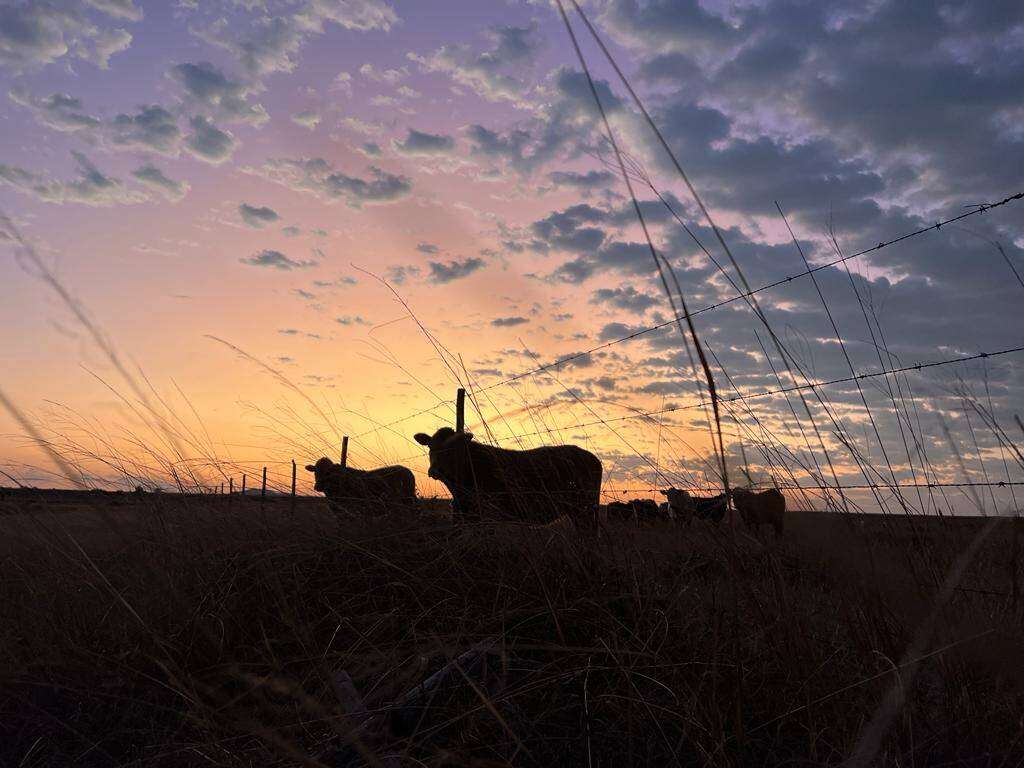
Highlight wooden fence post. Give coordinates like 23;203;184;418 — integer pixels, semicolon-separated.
261;467;267;500
291;459;297;513
341;436;349;468
456;387;466;433
241;474;246;496
229;477;233;495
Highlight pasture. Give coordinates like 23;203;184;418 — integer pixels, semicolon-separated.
1;488;1021;766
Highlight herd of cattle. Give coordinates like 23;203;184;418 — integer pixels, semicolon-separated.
305;427;785;535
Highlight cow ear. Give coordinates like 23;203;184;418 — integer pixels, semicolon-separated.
413;433;432;446
659;489;667;496
462;431;474;441
304;465;316;472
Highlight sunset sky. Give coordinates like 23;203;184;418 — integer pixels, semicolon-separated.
1;0;1022;512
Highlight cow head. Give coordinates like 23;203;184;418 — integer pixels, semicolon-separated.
304;457;335;491
413;427;474;485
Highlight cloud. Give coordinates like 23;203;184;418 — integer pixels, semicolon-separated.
548;169;616;192
462;68;623;176
110;105;182;154
282;225;301;237
244;157;412;207
132;164;189;201
291;109;320;130
240;249;317;270
386;264;421;284
416;242;439;254
169;61;268;125
392;128;455;156
201;0;398;76
359;62;407;83
0;3;133;69
410;21;542;102
184;116;236;164
331;71;353;96
8;88;101;133
491;316;529;327
590;286;660;313
339;117;384;136
0;151;146;207
428;256;485;284
239;203;279;227
84;0;143;21
358;142;382;157
336;315;370;326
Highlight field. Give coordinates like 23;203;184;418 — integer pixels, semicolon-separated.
1;488;1022;767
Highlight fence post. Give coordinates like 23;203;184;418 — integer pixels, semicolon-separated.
229;477;234;495
291;459;297;513
341;436;349;468
242;474;246;496
456;387;466;433
261;467;267;500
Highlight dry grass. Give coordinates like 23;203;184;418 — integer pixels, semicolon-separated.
1;492;1022;767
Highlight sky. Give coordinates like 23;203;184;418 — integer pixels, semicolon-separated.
1;0;1023;513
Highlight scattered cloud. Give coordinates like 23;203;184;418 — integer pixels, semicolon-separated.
428;256;485;284
336;315;370;326
0;151;146;207
291;109;320;129
591;285;660;313
184;116;237;164
548;169;616;192
240;249;317;270
84;0;144;22
169;61;268;125
0;3;134;69
239;202;280;227
359;62;407;83
110;105;182;154
204;0;398;76
392;128;456;156
132;164;189;201
386;264;421;284
416;242;439;254
410;21;541;102
244;157;412;207
8;88;101;134
491;315;529;327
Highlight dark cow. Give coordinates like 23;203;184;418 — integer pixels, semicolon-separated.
605;498;660;525
606;500;633;522
305;457;416;512
733;488;785;536
412;427;602;527
693;494;727;524
660;488;694;524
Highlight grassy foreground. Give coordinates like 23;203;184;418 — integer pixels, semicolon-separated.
1;491;1022;766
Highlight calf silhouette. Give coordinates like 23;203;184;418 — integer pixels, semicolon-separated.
305;458;415;512
413;427;602;527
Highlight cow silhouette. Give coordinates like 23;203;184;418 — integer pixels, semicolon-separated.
607;498;661;524
413;427;602;527
660;488;694;524
304;457;415;512
733;487;785;536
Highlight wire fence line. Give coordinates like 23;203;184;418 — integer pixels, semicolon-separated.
344;189;1024;444
360;342;1024;480
481;345;1024;443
